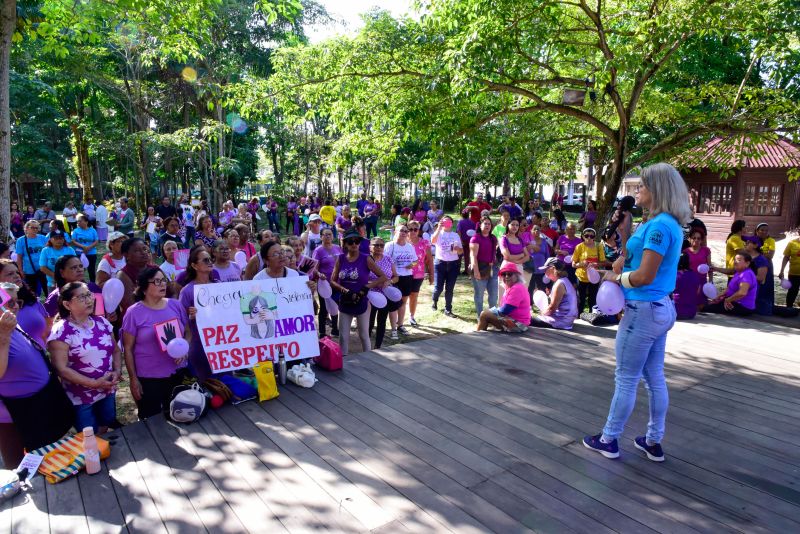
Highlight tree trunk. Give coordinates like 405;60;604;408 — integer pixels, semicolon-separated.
0;1;15;238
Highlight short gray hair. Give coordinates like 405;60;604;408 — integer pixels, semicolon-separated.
641;163;692;225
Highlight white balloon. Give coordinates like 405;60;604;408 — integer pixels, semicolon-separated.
367;291;387;308
324;297;339;316
317;280;332;298
262;204;269;212
101;278;125;313
466;229;476;237
532;290;549;311
80;253;90;268
564;255;573;264
10;252;18;262
234;250;248;269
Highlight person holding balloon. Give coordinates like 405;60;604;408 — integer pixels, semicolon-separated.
330;229;386;356
683;228;712;283
584;162;690;463
367;237;402;346
96;231;127;288
476;262;530;333
178;247;218;382
431;215;463;317
672;253;703;320
406;220;433;326
571;228;608;313
385;223;417;334
47;282;121;433
122;267;191;420
529;257;578;330
312;228;341;338
554;223;581;283
704;251;757;316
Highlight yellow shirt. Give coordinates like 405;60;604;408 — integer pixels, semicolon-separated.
726;234;745;269
784;240;800;276
573;242;606;283
761;236;776;257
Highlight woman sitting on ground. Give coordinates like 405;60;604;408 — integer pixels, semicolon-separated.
529;258;578;330
683;228;712;283
477;262;530;333
673;253;703;320
705;251;757;316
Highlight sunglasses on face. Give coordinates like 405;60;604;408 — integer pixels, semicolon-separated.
372;243;385;248
408;227;419;231
197;257;213;265
344;240;359;245
501;272;515;277
398;229;409;233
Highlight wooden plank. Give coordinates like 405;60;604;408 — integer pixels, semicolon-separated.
145;416;258;534
404;337;800;528
10;472;49;534
0;470;13;534
278;386;484;533
103;429;167;534
197;410;328;534
213;404;365;533
45;474;89;534
238;400;390;531
348;354;738;534
265;392;449;533
121;421;206;532
76;459;129;534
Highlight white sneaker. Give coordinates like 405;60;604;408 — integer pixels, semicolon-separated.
390;329;399;340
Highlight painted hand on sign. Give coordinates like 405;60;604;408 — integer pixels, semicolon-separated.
160;322;178;346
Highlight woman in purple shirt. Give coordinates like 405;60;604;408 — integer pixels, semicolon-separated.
43;255;103;320
555;223;582;283
0;282;74;461
122;267;191;419
48;282;121;433
469;217;499;316
178;247;217;382
0;259;48;346
363;198;379;239
330;229;386;355
312;228;341;338
705;251;757;316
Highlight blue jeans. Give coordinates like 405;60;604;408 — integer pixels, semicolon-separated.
472;265;498;316
433;260;460;312
267;212;281;232
602;296;676;444
74;393;117;432
183;226;196;248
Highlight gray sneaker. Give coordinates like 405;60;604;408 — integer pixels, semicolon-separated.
390;329;399;340
397;326;410;335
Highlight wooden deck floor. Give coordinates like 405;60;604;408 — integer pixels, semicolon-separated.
2;313;799;533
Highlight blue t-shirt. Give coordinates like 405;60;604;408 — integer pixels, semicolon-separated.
15;235;48;275
38;246;77;287
71;226;98;255
622;213;682;302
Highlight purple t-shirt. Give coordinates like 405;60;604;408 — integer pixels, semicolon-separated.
457;219;475;241
726;269;757;310
122;299;189;378
337;253;371;314
0;330;49;399
557;235;582;258
17;302;48;348
359;239;371;255
538;278;578;330
178;281;214;382
364;203;377;217
335;216;351;232
176;269;220;287
673;270;702;320
43;282;102;317
213;262;242;283
470;233;497;264
47;316;115;406
501;235;526;256
312;245;342;280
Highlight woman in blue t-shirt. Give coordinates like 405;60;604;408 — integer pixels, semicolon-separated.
15;220;48;295
71;214;99;283
583;163;691;463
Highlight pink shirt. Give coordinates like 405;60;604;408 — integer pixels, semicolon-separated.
411;239;430;279
683;246;711;274
502;282;531;324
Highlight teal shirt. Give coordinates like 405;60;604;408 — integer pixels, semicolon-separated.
15;235;48;275
622;213;683;302
39;246;76;287
71;226;98;255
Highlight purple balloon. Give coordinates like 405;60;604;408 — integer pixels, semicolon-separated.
596;281;625;315
697;263;710;275
317;280;332;298
780;278;792;290
234;250;248;269
702;282;718;299
383;286;402;302
367;291;387;309
167;337;189;359
324;297;338;316
587;267;600;284
102;278;124;313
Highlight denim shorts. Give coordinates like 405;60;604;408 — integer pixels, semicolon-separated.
74;393;116;432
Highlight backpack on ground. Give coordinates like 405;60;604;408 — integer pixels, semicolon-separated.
168;383;208;423
315;336;343;371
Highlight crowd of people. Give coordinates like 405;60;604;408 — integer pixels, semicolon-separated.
1;167;798;467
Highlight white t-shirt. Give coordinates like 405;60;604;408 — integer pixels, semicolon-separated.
253;267;300;280
181;204;195;228
160;261;180;282
434;231;461;262
385;242;417;276
97;255;126;277
94;205;108;228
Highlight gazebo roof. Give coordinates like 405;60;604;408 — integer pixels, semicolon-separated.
678;136;800;170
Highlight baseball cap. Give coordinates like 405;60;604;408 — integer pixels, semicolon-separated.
539;257;566;271
308;214;322;222
107;231;126;242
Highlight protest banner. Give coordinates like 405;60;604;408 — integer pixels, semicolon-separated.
194;277;319;373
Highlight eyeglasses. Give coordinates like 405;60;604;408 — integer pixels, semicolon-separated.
501;272;515;277
344;240;359;245
583;234;596;239
71;293;95;303
372;243;385;248
398;229;409;233
198;257;213;265
148;278;168;286
408;227;419;231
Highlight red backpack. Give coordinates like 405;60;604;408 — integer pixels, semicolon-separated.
315;337;343;371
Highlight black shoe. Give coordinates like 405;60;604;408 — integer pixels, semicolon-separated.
431;302;438;311
634;436;665;462
443;310;455;317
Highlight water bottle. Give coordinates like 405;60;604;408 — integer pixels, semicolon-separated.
83;427;101;475
278;350;287;386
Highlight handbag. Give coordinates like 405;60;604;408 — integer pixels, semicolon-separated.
340;288;365;306
253;361;279;401
477;262;493;279
315;337;343;371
